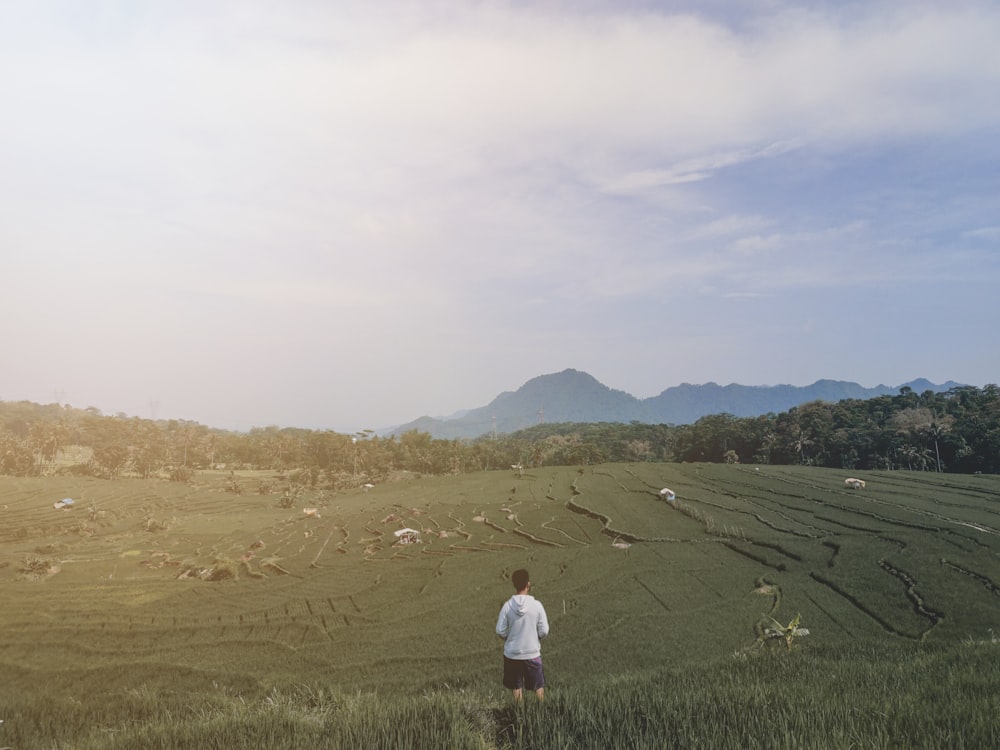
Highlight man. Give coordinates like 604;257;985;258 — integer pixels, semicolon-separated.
495;568;549;701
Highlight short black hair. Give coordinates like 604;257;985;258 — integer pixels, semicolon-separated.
512;569;530;591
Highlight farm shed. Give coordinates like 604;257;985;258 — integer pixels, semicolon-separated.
393;528;421;545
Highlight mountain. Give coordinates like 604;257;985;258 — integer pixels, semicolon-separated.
384;369;963;440
387;370;644;440
642;379;936;424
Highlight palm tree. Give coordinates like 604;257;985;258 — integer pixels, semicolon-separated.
790;426;814;465
923;420;951;473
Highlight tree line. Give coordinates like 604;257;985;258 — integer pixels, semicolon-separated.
1;384;997;483
670;384;1000;473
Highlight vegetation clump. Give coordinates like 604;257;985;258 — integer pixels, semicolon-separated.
177;557;239;581
143;516;169;532
17;553;58;580
763;613;810;650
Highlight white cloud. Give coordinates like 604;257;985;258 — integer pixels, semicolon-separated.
964;227;1000;241
685;214;776;241
600;142;801;195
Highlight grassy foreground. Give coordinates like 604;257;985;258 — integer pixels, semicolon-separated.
1;463;998;748
2;641;997;748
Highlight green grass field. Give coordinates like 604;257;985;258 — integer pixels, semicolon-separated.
1;464;999;748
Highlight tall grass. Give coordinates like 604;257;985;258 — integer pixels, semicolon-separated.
2;640;997;749
1;683;491;749
509;640;1000;750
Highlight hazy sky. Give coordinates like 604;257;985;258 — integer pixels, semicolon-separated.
3;0;999;433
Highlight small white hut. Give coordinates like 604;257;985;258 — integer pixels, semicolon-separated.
393;528;421;545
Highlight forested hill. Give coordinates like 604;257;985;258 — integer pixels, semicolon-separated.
387;369;962;439
1;382;997;476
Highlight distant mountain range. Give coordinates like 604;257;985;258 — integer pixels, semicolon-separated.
385;369;963;440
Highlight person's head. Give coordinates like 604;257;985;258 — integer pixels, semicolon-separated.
512;568;530;592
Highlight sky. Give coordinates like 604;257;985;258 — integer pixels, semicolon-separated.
3;0;999;434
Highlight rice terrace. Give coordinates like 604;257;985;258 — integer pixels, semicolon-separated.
2;463;999;748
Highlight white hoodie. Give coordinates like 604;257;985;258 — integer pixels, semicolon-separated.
496;593;549;659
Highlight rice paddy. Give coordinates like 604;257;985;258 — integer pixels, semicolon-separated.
1;463;998;748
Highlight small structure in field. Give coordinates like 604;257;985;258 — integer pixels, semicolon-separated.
393;528;421;545
659;488;676;502
302;507;319;517
53;498;75;510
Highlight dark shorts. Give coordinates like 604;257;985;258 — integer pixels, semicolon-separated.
502;656;545;691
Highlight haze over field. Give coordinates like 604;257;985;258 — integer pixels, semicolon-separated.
3;0;999;433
